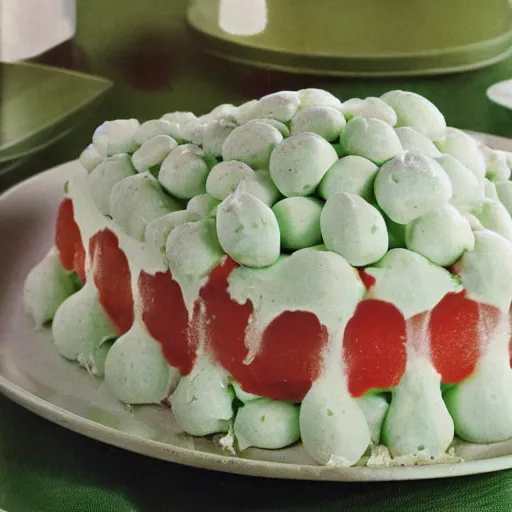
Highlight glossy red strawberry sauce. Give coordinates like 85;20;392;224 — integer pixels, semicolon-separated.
89;229;134;335
55;199;86;283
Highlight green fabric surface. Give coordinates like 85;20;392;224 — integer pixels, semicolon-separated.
3;1;512;510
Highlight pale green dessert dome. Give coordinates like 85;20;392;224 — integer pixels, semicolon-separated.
134;119;176;145
394;127;441;158
131;134;178;172
160;111;197;142
105;320;179;404
496;181;512;215
246;91;300;123
269;132;338;197
109;172;182;241
23;248;75;328
290;106;346;142
374;151;452;225
170;355;234;436
474;200;512;242
88;154;136;215
52;282;117;377
340;116;402;165
341;97;397;126
216;186;280;267
318;155;378;202
144;210;201;255
234;399;300;451
206;160;256;201
321;192;388;266
434;128;486;181
222;121;283;169
435;154;484;212
201;116;238;158
92;119;140;156
485;148;511;183
272;197;323;251
159;144;211;199
186;194;221;218
79;143;103;172
298;88;343;110
380;90;446;140
405;204;475;266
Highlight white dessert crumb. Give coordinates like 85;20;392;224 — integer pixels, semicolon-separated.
326;454;353;468
216;428;237;456
366;444;464;467
77;353;99;378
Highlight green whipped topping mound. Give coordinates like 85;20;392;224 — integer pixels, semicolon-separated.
186;193;221;218
290;106;346;142
340;116;402;165
160;111;197;141
321;192;388;266
394;127;441;158
105;320;179;404
434;128;486;181
474;200;512;242
166;218;224;280
201;116;238;157
245;91;300;123
298;88;343;110
216;186;280;267
132;134;178;173
231;381;262;403
341;97;397;126
247;118;290;137
79;143;103;172
171;355;234;436
23;248;75;328
206;160;256;201
380;90;446;140
88;154;136;215
496;181;512;215
300;374;371;466
109;172;182;241
484;148;511;183
234;399;300;451
356;394;390;445
52;281;117;377
435;154;484;212
222;121;283;169
134;119;176;145
272;196;323;251
269;132;338;197
366;248;461;319
144;210;201;256
92;119;140;156
405;204;475;266
374;151;452;225
484;179;499;201
159;144;211;199
382;358;454;457
444;324;512;444
237;170;282;207
318;155;378;202
457;229;512;311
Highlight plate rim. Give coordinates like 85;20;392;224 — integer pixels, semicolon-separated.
3;158;512;482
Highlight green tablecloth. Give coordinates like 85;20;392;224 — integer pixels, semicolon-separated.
3;1;512;510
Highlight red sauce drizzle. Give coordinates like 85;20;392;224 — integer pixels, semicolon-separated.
202;258;328;402
55;198;86;282
357;268;376;291
139;269;196;375
89;229;134;335
344;299;407;397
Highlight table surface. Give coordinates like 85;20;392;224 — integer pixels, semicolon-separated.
3;1;512;510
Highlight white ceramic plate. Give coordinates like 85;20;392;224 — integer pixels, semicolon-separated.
2;151;512;482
